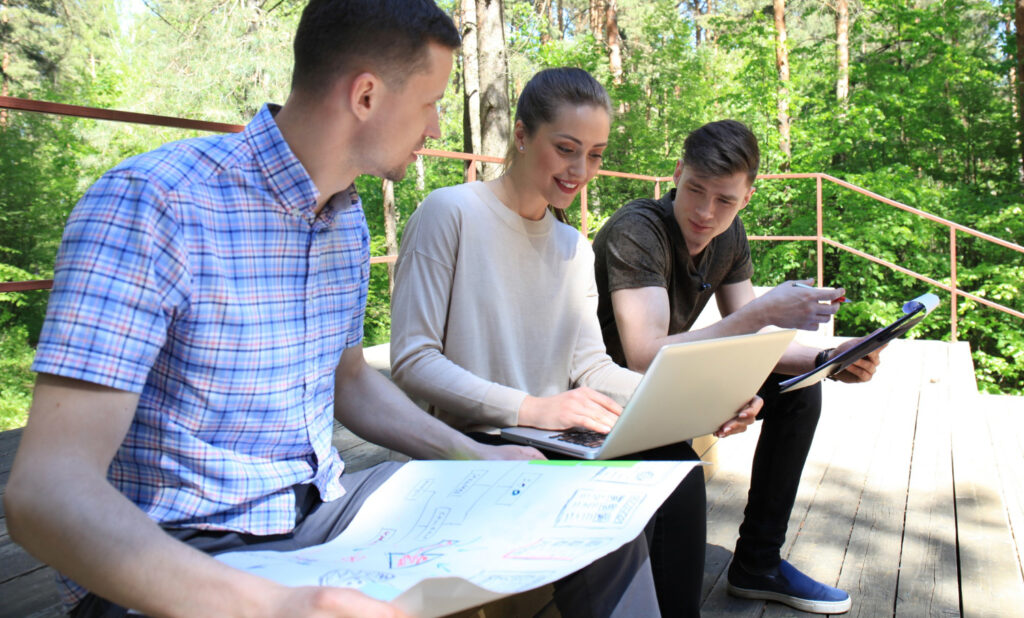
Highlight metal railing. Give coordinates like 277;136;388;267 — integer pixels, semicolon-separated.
2;95;1022;341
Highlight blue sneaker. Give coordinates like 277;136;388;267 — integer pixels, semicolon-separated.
727;559;852;614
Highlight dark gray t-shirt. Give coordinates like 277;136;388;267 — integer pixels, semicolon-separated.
593;189;754;366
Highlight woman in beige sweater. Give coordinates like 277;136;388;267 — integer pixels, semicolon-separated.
390;67;758;616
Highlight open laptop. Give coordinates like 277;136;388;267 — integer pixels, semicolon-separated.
501;329;796;460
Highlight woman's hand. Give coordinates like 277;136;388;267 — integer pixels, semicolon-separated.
713;395;762;438
518;387;622;433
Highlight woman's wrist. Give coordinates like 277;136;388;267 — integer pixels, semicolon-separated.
518;395;537;427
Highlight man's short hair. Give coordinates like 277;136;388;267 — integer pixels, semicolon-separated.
682;119;760;184
291;0;461;95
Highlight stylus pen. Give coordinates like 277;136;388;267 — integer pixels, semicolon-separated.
793;281;851;303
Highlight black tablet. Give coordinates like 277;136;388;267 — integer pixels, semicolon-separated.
779;293;939;393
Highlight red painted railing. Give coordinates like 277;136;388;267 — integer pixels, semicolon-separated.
2;95;1022;341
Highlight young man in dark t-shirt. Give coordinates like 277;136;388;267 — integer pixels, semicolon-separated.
593;120;884;615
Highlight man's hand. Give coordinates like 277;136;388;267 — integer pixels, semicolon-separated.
519;387;622;433
268;585;409;618
827;339;885;384
755;279;846;331
713;396;762;438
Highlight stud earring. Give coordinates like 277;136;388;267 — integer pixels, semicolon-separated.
519;145;524;151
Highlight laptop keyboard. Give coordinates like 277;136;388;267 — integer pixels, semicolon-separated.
552;428;606;448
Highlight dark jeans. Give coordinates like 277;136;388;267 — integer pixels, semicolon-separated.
471;433;706;618
71;461;661;618
733;373;823;574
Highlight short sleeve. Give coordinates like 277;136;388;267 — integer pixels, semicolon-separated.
722;217;754;284
601;211;671;293
32;170;190;393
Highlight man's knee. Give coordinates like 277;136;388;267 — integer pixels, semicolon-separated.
758;376;822;425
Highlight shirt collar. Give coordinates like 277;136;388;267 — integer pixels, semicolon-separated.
245;104;322;223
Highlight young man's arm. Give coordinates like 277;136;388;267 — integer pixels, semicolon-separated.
612;279;880;381
333;346;542;461
612;278;842;372
5;374;409;618
715;280;883;380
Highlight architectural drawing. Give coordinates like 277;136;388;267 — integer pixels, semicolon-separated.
218;460;698;618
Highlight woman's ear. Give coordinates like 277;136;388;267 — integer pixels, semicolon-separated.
513;119;528;151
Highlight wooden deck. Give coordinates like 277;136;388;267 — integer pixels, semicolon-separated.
2;339;1023;617
701;338;1024;617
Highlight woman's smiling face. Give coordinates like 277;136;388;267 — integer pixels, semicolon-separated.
515;103;611;211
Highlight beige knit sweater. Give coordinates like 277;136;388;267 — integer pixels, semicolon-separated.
390;181;641;434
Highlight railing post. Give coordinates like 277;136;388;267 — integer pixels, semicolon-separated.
816;174;823;285
466;159;477;182
580;184;589;238
654;180;661;200
950;227;958;342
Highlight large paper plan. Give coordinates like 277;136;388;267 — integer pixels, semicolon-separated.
218;459;698;617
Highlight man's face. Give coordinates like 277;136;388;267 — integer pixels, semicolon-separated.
369;42;453;182
671;161;755;257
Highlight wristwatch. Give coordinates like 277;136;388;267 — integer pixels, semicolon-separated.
815;348;839;380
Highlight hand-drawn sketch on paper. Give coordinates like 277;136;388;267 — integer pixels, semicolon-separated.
218;460;698;617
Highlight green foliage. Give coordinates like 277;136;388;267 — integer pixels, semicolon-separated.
1;0;1022;431
0;317;35;431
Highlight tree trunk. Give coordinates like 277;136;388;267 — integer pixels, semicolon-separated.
590;0;603;39
1015;0;1024;178
835;0;849;106
692;0;703;47
557;0;565;38
461;0;482;182
382;179;399;295
774;0;792;171
606;0;623;84
1;0;8;128
476;0;511;181
708;0;718;45
535;0;552;44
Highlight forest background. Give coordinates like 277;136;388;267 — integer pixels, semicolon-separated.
1;0;1022;429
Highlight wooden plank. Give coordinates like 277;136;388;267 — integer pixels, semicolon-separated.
833;340;925;617
337;441;394;472
332;422;397;473
0;427;23;469
700;337;866;616
895;341;960;617
954;392;1024;616
983;394;1024;590
701;419;774;614
0;532;47;585
0;564;62;618
762;343;913;618
0;427;23;490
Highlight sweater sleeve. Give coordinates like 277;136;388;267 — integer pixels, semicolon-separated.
389;191;527;429
569;240;643;404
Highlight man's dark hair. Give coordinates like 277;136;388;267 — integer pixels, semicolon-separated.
292;0;461;95
682;119;760;183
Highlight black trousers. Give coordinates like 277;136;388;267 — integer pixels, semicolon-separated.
733;374;823;573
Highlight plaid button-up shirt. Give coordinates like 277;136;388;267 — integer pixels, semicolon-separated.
32;104;369;607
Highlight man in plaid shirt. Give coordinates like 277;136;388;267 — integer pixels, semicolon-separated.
5;2;668;617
